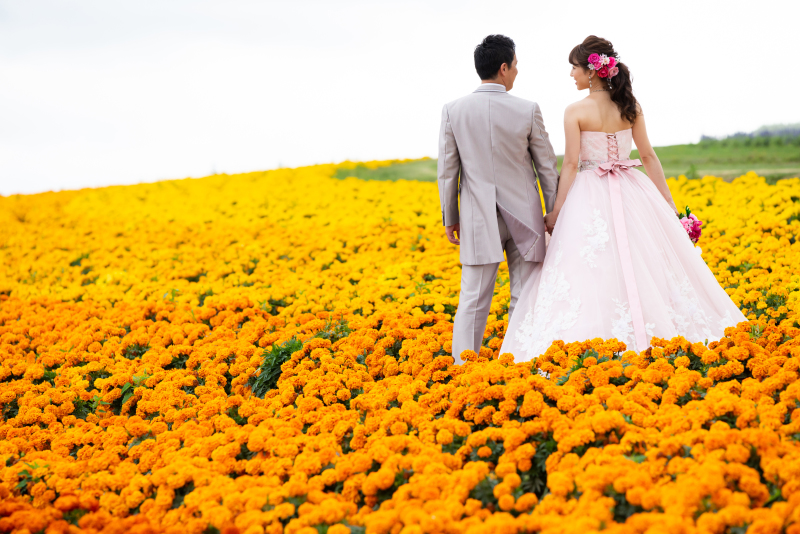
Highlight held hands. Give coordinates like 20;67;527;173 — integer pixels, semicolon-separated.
544;210;559;234
448;213;562;244
445;224;460;245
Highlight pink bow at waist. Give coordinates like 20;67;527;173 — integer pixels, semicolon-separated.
593;157;649;352
594;159;642;178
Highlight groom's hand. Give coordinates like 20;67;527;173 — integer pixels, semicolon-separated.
445;224;460;245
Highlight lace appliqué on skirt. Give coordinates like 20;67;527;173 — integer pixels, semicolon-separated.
514;245;582;360
718;309;735;332
580;209;609;268
611;298;656;351
667;272;714;340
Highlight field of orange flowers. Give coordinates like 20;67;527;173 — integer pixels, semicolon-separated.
1;161;800;534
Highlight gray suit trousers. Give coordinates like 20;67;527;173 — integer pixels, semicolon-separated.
452;210;538;363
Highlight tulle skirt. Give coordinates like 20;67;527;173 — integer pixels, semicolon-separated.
499;167;746;362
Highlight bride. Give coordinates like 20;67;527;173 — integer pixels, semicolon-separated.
500;35;746;362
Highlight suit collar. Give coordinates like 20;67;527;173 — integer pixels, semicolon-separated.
474;83;507;93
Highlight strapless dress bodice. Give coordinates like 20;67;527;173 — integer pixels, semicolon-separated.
578;129;633;172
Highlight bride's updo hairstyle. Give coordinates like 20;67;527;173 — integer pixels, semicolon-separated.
569;35;638;124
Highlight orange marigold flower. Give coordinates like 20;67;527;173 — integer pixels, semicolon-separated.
674;356;691;368
701;349;721;364
436;429;453;445
390;421;408;435
515;493;538;512
498;493;515;511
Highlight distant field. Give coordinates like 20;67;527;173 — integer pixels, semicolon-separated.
630;138;800;183
335;159;439;181
335;139;800;184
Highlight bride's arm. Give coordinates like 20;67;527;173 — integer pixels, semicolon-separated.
631;105;678;214
544;105;581;232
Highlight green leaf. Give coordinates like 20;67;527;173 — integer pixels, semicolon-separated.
624;453;646;464
247;337;304;397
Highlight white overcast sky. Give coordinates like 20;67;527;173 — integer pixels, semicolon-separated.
1;0;797;195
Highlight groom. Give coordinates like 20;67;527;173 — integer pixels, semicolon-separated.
438;34;560;364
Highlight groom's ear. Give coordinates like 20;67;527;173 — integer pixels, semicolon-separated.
502;56;516;74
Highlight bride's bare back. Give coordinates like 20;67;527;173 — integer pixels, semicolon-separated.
544;91;677;235
570;94;632;134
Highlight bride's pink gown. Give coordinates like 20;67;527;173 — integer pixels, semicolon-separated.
500;129;746;362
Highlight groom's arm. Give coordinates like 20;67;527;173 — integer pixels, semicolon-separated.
528;102;559;213
437;104;460;227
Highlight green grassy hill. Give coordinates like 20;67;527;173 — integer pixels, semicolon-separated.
335;135;800;184
335;159;440;182
630;136;800;183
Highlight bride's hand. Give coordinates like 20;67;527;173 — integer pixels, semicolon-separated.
544;210;558;234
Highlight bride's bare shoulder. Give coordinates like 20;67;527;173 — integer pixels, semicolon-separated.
564;99;596;128
565;97;597;115
569;97;594;109
564;99;588;116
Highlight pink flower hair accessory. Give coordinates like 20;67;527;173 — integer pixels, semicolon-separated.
587;53;620;79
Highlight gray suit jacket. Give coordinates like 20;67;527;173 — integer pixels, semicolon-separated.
438;84;559;265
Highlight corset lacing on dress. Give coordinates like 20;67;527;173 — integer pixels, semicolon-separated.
607;133;619;161
578;132;620;172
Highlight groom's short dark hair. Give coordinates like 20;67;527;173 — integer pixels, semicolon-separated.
474;34;515;80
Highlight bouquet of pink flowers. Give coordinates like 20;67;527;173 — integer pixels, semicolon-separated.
678;206;703;244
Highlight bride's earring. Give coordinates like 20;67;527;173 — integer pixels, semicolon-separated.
589;75;592;89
